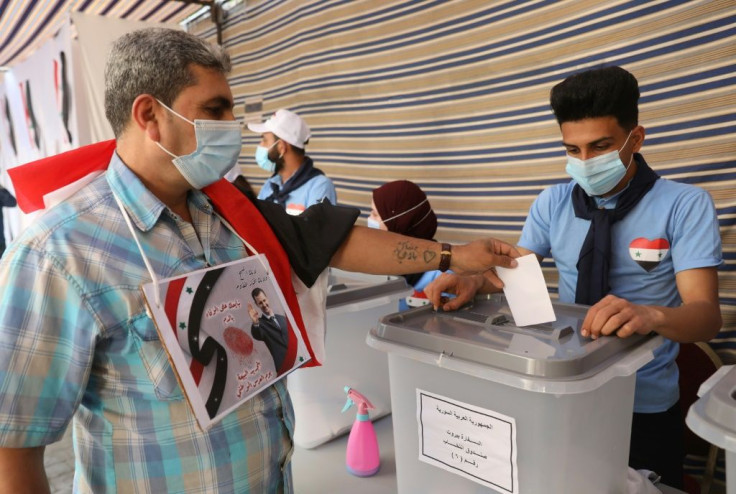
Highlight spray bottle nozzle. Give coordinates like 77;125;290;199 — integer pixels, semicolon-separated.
342;388;354;414
342;386;375;416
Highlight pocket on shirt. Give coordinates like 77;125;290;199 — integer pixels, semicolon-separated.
128;314;184;401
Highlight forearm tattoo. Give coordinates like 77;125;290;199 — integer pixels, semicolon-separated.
393;241;437;265
393;241;418;263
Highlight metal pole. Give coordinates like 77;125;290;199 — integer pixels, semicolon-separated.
170;0;223;46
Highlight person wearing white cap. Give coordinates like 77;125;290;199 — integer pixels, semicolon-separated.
247;109;336;215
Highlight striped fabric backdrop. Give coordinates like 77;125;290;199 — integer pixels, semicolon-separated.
188;0;736;363
0;0;203;67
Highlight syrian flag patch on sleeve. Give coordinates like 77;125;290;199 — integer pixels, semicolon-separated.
629;237;670;272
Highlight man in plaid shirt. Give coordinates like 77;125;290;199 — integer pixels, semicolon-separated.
0;28;519;493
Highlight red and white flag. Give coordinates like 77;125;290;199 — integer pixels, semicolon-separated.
8;139;115;213
629;237;670;272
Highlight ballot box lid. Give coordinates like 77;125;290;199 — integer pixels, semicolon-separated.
369;294;660;393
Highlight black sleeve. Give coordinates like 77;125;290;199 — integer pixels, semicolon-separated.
0;187;16;208
251;323;263;340
253;199;360;287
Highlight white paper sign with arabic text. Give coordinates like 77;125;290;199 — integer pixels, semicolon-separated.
417;389;519;493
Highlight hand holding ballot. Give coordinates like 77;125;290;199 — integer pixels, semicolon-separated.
424;254;556;327
449;238;522;274
330;229;521;278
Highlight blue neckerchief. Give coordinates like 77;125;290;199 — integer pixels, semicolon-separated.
571;153;659;305
265;156;324;207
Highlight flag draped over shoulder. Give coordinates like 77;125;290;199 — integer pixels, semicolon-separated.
8;139;116;212
7;141;319;368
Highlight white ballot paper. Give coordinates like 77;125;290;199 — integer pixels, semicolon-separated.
495;254;555;327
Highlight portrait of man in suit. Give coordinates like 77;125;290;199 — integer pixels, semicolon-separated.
248;287;289;373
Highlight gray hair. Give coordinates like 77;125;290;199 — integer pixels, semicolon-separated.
104;28;231;137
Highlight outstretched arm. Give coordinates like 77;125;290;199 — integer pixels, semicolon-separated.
330;226;520;276
424;247;539;310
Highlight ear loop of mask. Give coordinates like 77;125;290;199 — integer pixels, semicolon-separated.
156;98;194;125
565;130;635;164
271;139;284;162
153;99;192;160
112;190;270;309
621;130;635;169
382;198;429;225
409;208;432;229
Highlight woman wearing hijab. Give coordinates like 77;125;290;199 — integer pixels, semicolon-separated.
368;180;442;309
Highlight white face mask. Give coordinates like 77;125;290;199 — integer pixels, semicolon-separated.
565;132;633;196
255;140;280;173
155;99;242;189
366;217;381;229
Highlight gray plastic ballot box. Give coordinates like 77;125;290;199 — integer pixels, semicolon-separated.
367;294;662;494
686;364;736;494
288;269;411;449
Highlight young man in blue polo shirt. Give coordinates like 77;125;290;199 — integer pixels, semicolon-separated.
248;109;336;215
425;65;722;488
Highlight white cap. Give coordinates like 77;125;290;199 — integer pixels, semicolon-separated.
247;109;311;148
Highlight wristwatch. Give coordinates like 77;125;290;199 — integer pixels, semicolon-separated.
439;243;452;272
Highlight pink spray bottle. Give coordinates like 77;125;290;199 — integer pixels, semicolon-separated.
342;386;380;476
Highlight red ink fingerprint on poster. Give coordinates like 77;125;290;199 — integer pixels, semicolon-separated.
224;326;254;356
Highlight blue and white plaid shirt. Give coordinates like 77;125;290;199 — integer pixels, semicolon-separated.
0;154;294;493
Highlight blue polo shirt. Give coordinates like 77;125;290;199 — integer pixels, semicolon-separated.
258;173;336;216
519;177;721;413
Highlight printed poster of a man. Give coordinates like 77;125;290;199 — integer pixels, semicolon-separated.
142;255;311;429
248;287;290;375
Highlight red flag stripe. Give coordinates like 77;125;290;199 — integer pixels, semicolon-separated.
164;277;187;337
629;237;670;250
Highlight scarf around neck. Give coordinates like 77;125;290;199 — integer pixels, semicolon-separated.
572;153;659;305
265;156;325;207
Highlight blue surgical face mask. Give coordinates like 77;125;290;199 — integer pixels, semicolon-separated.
565;132;634;196
155;99;242;189
366;217;381;229
255;140;280;173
